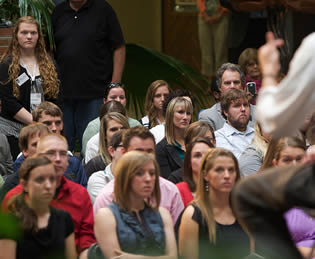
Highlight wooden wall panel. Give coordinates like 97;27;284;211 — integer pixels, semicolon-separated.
162;0;201;73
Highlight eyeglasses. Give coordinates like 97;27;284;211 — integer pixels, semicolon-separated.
41;150;68;159
107;82;124;89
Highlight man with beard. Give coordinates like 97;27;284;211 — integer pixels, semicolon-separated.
215;88;254;159
199;62;256;131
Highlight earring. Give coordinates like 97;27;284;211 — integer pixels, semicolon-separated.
205;181;209;192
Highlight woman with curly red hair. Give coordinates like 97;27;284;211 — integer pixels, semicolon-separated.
0;16;59;159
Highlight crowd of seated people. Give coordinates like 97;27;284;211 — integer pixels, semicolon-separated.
1;12;315;259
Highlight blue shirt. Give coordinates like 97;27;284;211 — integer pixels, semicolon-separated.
14;154;87;187
215;123;255;159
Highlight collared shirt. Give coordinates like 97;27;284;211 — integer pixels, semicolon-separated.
93;176;184;224
199;102;256;131
215;123;254;159
13;154;87;187
150;124;165;144
52;0;125;99
2;176;95;252
87;163;114;204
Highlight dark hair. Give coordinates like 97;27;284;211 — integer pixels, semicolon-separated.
162;89;194;117
103;83;125;100
98;100;127;120
183;137;214;192
109;130;124;149
220;88;248;119
216;63;245;90
122;126;155;150
8;156;54;232
307;112;315;145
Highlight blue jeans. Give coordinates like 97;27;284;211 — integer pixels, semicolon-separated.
61;98;103;152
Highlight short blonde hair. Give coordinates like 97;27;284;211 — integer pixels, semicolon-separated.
165;97;193;145
114;151;161;211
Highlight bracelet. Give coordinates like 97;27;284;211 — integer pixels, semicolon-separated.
263;74;277;78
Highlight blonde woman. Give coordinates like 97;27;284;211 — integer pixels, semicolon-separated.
94;151;177;259
156;97;193;179
178;148;249;259
140;80;170;129
85;112;129;166
0;16;59;159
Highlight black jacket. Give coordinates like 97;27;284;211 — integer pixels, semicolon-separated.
155;138;183;179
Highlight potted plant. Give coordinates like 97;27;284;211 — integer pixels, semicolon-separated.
0;0;55;49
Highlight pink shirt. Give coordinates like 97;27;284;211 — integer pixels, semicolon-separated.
93;177;184;224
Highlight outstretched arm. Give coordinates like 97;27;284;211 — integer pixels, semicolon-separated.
256;32;315;137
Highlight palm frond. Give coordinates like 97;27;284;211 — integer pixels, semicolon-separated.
123;44;215;120
0;0;55;49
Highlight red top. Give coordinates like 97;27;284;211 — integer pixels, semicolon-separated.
176;181;194;207
2;176;95;252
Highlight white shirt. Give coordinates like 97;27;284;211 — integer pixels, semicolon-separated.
215;123;255;159
150;124;165;144
85;133;99;164
87;163;114;204
256;32;315;138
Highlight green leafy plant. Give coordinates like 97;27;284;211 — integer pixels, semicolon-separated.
123;44;215;120
0;0;55;49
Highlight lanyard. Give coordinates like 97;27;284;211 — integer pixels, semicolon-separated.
20;58;37;81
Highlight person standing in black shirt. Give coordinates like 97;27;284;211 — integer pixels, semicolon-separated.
52;0;126;152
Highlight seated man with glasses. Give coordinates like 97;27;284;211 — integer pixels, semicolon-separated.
31;101;87;186
0;123;50;202
2;134;96;259
13;102;87;187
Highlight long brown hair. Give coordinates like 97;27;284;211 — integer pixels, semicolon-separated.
144;80;170;128
183;137;214;192
260;136;306;171
114;151;161;211
99;112;129;164
194;148;240;243
8;156;54;232
0;16;59;99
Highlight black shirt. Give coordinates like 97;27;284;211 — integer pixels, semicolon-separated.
175;204;250;259
0;59;38;120
16;207;74;259
52;0;125;99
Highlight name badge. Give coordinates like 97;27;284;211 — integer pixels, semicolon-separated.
31;93;41;106
16;73;29;86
